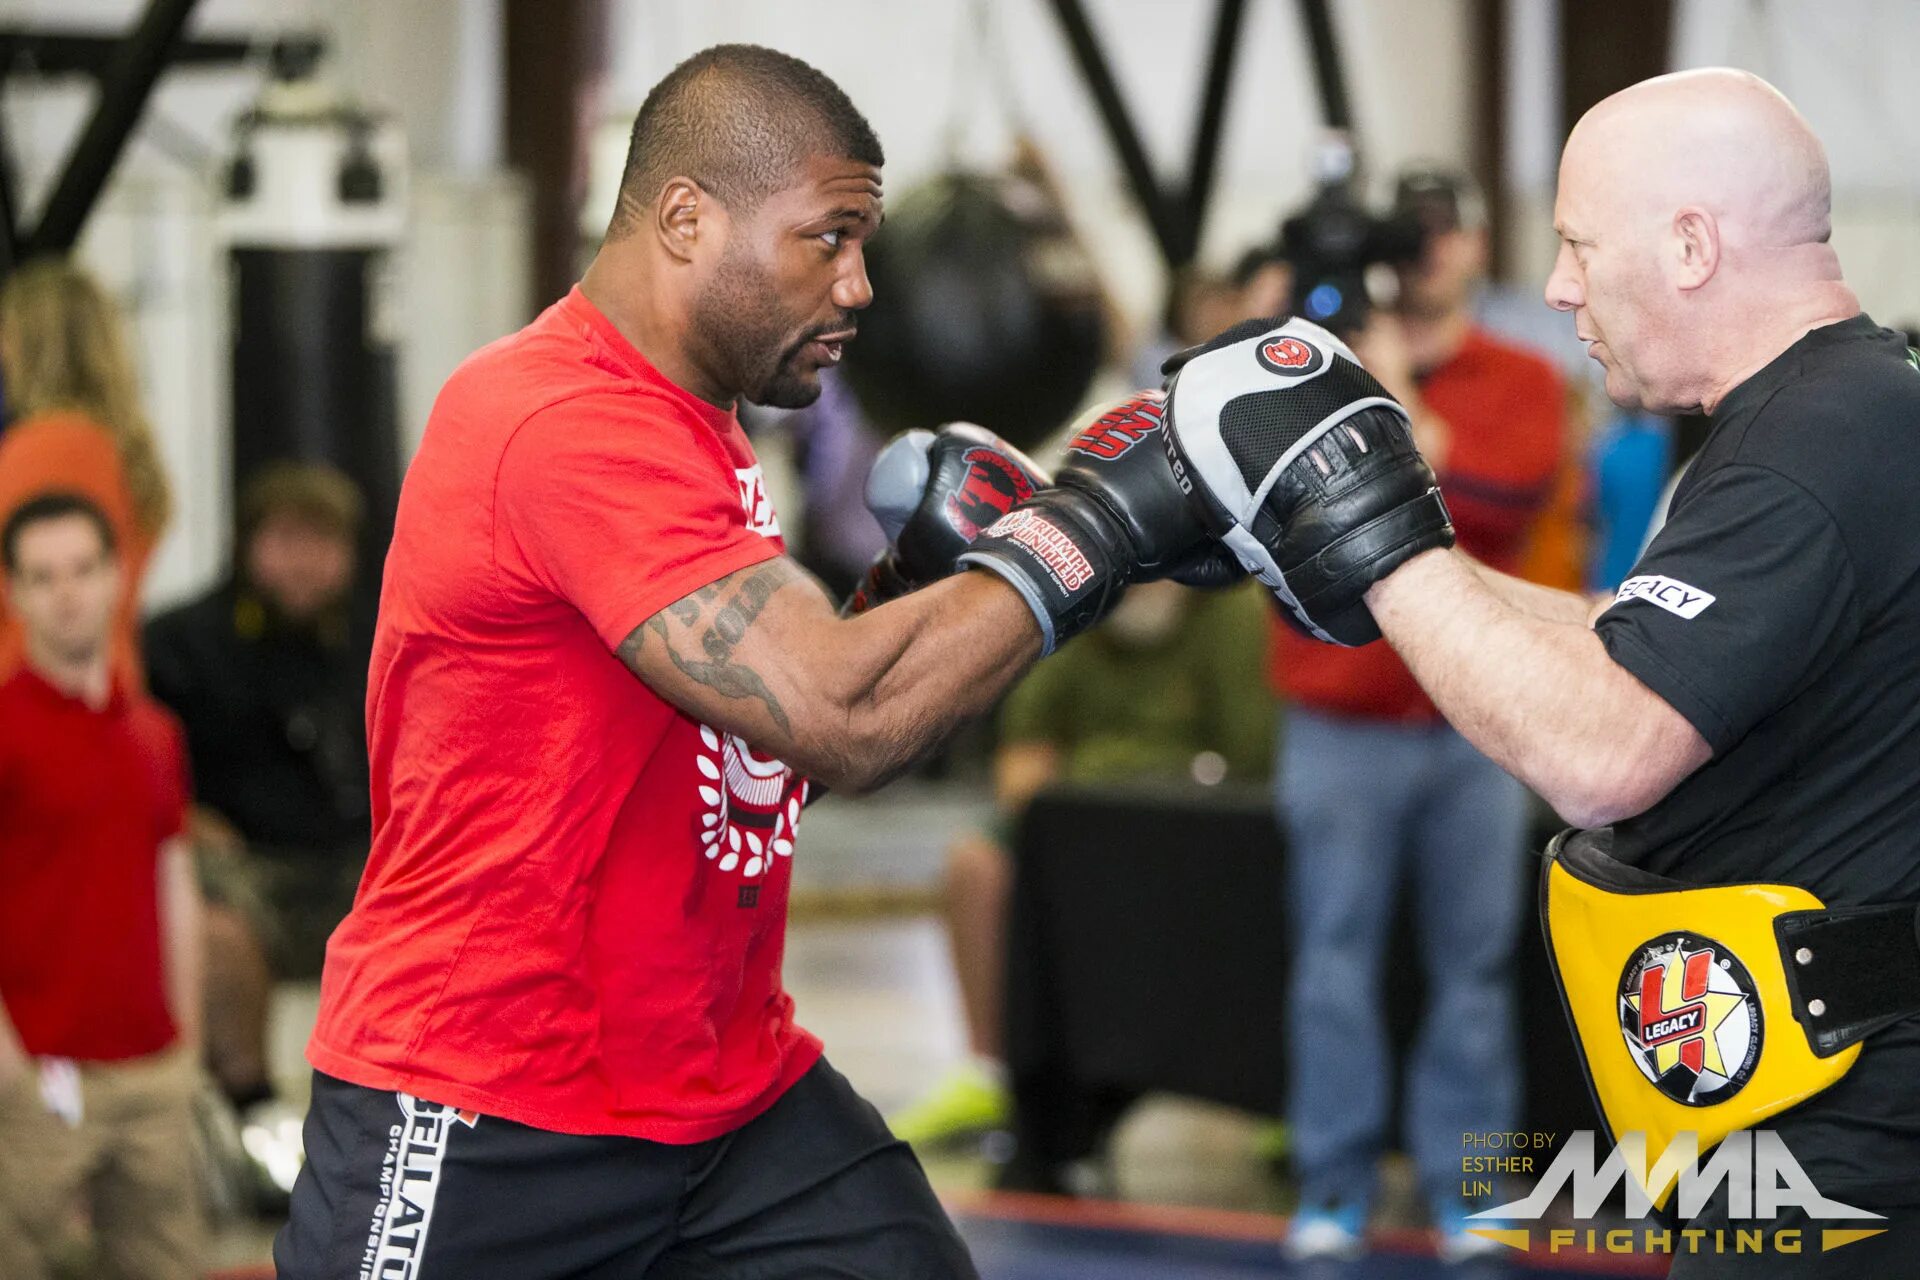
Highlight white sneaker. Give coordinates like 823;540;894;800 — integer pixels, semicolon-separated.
1284;1206;1365;1261
1437;1226;1509;1264
1434;1202;1513;1266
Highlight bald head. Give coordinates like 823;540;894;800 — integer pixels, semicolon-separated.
1547;69;1858;414
610;44;884;237
1568;68;1830;250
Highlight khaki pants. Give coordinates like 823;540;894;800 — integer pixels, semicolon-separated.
0;1046;203;1280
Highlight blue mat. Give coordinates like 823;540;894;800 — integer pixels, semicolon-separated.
957;1212;1661;1280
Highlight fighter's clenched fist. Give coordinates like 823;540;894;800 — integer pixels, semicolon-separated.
862;393;1240;653
846;423;1049;615
1160;316;1456;646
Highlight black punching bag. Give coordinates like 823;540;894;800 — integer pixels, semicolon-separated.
842;172;1107;452
220;46;406;584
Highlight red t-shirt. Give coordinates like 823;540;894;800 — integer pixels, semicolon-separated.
309;288;820;1141
0;669;186;1060
1272;328;1566;721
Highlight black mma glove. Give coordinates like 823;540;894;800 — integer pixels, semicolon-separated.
956;391;1242;654
1159;317;1454;646
846;423;1050;616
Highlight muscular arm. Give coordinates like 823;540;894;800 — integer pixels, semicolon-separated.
1367;548;1710;827
620;557;1044;794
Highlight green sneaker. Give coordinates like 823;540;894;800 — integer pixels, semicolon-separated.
888;1064;1011;1146
1253;1120;1291;1166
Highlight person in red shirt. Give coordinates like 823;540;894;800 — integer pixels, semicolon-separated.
1272;168;1569;1263
0;492;203;1280
277;44;1221;1280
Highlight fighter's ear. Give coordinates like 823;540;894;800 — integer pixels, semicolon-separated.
655;177;708;263
1672;205;1720;291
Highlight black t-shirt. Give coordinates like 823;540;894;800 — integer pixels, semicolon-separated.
144;583;371;856
1594;314;1920;1202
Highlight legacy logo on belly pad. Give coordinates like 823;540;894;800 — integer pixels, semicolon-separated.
1616;575;1715;620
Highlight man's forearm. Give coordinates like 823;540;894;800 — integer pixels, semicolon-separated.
1464;557;1598;625
1366;549;1706;825
0;1000;25;1073
818;572;1043;791
624;559;1044;795
161;840;203;1048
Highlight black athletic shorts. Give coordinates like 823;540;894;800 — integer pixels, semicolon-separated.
273;1057;978;1279
1666;1182;1920;1279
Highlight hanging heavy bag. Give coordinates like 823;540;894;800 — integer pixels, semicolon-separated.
841;171;1108;454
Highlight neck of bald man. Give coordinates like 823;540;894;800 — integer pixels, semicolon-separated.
1696;264;1860;414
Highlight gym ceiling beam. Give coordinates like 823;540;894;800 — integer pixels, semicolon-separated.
0;28;251;76
0;0;242;271
1471;0;1508;283
504;0;611;315
1047;0;1251;285
1048;0;1371;317
21;0;203;261
1182;0;1251;261
1046;0;1189;273
1295;0;1353;133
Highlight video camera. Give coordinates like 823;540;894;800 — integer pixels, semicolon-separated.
1270;136;1426;335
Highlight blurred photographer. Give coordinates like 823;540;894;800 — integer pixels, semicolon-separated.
1272;167;1570;1262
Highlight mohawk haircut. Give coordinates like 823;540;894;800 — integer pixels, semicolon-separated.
609;44;883;237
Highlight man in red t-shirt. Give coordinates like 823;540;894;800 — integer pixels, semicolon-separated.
277;45;1226;1280
0;492;203;1280
1272;168;1569;1263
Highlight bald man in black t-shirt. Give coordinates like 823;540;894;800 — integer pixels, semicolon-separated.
1158;67;1920;1275
1357;70;1920;1276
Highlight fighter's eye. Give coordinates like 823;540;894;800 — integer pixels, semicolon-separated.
818;229;845;250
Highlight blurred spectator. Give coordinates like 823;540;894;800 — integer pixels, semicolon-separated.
0;259;173;691
1586;409;1673;590
769;370;888;597
888;581;1273;1146
1276;166;1566;1263
144;463;371;1110
1130;254;1292;390
1515;379;1595;592
0;492;203;1280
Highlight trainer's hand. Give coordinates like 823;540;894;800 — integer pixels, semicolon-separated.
846;423;1049;615
957;390;1241;654
1160;316;1455;645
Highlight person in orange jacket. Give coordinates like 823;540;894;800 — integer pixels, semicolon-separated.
0;258;172;690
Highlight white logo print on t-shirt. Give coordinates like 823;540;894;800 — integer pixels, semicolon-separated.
736;465;781;538
690;465;801;882
1615;574;1716;620
694;725;804;878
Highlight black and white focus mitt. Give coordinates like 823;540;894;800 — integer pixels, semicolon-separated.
1160;317;1455;646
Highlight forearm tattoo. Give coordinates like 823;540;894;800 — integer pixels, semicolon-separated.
620;559;800;735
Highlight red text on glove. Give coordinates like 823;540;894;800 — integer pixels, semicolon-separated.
1069;395;1165;460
